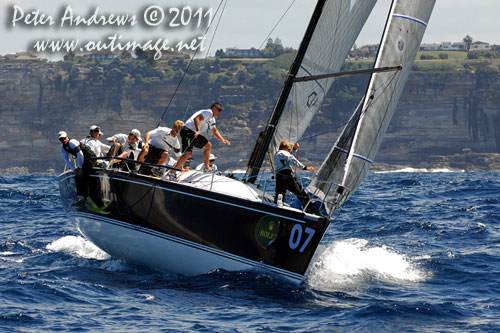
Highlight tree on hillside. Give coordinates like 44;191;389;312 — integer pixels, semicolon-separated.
134;47;147;60
63;51;75;62
262;37;284;58
120;50;132;60
462;35;473;51
215;49;226;57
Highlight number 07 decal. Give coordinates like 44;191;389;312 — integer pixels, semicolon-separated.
289;224;315;253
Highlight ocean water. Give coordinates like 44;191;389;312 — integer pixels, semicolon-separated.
1;171;499;331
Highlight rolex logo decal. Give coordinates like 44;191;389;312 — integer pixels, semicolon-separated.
255;215;280;249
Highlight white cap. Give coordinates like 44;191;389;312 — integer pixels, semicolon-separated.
58;131;67;139
130;129;142;141
209;154;216;161
89;125;103;135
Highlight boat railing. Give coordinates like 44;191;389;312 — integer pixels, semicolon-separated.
87;156;182;173
306;180;351;219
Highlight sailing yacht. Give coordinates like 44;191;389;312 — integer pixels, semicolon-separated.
59;0;436;283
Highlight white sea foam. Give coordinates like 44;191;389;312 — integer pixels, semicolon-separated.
306;238;427;291
137;294;155;301
46;235;111;260
375;167;462;174
0;251;24;263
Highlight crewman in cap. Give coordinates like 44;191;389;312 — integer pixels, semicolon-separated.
195;153;218;171
58;130;96;204
81;125;111;158
106;129;143;167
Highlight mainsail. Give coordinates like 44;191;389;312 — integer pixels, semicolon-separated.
245;0;377;182
307;0;436;205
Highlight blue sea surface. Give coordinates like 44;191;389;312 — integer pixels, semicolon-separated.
1;171;499;331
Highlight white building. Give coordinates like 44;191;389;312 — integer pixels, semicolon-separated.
470;42;490;51
440;42;465;51
225;48;262;58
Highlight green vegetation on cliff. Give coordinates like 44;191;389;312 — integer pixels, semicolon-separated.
0;50;498;172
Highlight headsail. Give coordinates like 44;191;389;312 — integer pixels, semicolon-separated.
307;0;436;205
245;0;377;182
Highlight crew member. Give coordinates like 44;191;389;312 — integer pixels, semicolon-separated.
106;129;143;167
274;140;315;213
59;130;96;203
137;120;184;175
82;125;111;167
195;154;218;171
175;102;230;171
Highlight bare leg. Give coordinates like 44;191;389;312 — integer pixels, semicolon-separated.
174;151;192;172
137;146;149;162
111;152;129;166
203;142;212;169
158;151;169;165
108;143;121;165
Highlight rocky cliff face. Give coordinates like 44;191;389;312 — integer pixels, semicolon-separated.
0;58;498;173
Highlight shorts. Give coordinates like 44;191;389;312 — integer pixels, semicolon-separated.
107;144;123;157
180;127;208;153
146;145;167;164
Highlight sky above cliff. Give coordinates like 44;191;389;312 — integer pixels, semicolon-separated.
1;0;498;59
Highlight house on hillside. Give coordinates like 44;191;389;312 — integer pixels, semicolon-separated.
157;49;185;60
89;51;115;62
420;43;440;51
440;41;465;51
4;52;40;61
225;48;262;58
470;42;490;51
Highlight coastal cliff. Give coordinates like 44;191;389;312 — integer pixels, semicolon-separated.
0;56;498;173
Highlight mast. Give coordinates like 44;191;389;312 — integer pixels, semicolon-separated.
245;0;327;183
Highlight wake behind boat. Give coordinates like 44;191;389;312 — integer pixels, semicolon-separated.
59;0;436;283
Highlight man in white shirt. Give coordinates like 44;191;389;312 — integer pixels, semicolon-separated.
59;130;96;202
137;120;184;176
106;129;143;166
175;102;231;171
81;125;111;161
195;154;218;171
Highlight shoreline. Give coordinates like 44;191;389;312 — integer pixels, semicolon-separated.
2;152;500;175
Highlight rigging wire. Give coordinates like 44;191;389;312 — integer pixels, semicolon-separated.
155;0;226;128
183;0;228;121
345;70;400;192
257;0;297;50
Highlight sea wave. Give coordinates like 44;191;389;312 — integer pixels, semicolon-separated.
375;167;463;174
46;236;110;260
307;238;428;292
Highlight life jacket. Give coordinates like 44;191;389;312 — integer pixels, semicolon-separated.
63;140;96;159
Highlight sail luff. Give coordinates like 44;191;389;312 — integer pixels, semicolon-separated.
245;0;328;183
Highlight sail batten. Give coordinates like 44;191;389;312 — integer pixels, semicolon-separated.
308;0;436;207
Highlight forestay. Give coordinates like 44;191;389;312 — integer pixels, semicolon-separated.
307;0;436;205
